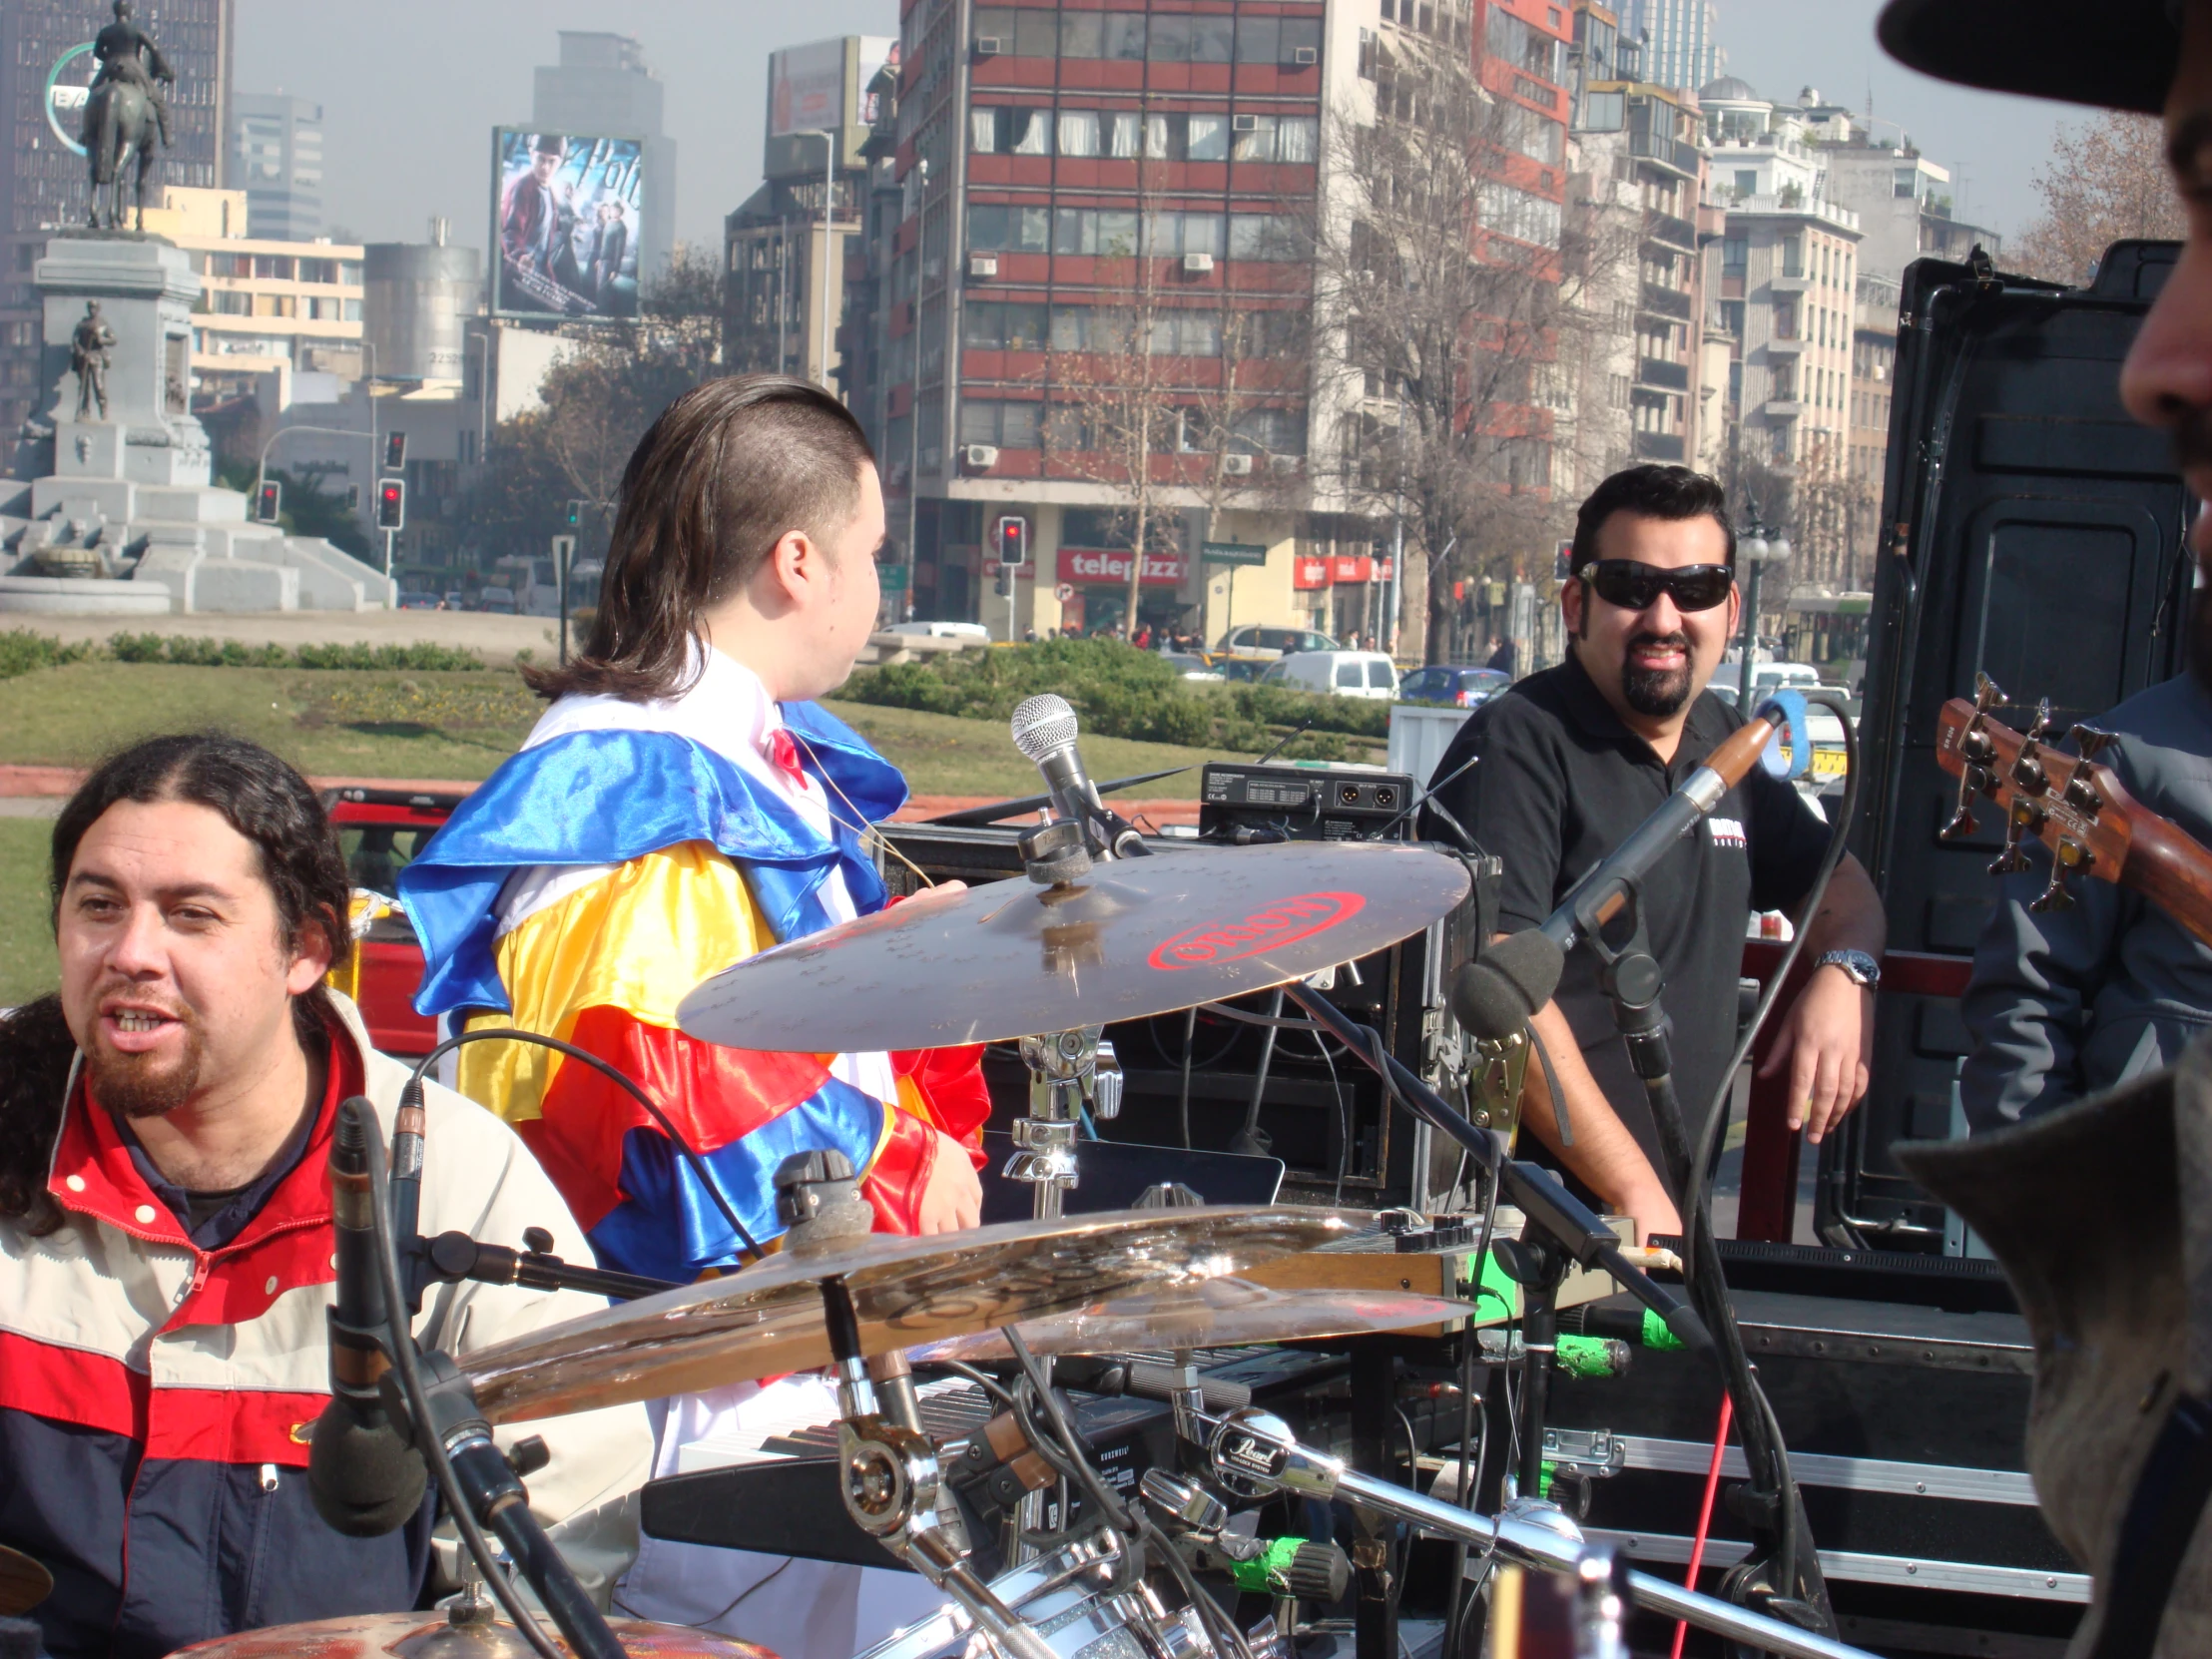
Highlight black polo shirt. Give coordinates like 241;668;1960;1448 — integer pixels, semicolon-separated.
1423;652;1833;1194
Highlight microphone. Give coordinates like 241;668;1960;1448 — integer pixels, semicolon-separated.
1447;697;1792;1037
1009;693;1146;857
308;1096;427;1537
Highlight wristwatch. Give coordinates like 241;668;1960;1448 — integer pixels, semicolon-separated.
1816;948;1881;989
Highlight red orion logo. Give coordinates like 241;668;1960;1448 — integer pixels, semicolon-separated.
1147;891;1366;970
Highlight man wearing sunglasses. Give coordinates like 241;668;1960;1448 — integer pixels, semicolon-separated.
1425;464;1887;1239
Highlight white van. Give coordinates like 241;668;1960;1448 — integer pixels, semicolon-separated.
1262;650;1399;700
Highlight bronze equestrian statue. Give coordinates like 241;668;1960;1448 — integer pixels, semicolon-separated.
81;0;174;232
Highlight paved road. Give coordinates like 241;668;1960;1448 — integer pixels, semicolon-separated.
2;609;561;660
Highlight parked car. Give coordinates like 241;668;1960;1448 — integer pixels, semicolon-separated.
396;590;441;610
1160;652;1224;683
1397;665;1510;709
1261;650;1399;700
478;586;518;615
1215;625;1338;660
1209;655;1274;684
441;591;465;611
885;620;991;640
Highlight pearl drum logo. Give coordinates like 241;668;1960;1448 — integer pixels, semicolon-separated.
1147;892;1365;970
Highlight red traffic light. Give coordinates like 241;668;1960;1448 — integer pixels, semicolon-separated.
384;430;407;471
995;514;1029;569
255;481;281;523
375;479;406;531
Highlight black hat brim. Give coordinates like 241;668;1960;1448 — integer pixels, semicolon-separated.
1878;0;2178;114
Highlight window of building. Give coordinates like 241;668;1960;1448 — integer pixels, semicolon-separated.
1052;208;1139;256
1720;299;1744;335
971;7;1058;54
963;300;1049;350
1228;214;1310;261
1232;115;1320;164
959;397;1043;449
969;203;1052;252
1477;181;1561;248
1145;211;1227;257
1147;112;1231;162
1498;101;1563;165
1483;7;1565;85
1579;90;1623;131
1721;236;1747;276
971;108;1053;155
1234;406;1306;453
1145;310;1224;355
1894;166;1920;199
1733;170;1757;199
1057;110;1100;157
1779;235;1804;277
1104;13;1150;59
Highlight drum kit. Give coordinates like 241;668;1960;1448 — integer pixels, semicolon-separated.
153;834;1877;1659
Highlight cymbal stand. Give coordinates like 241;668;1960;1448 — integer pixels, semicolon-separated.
1181;1406;1878;1659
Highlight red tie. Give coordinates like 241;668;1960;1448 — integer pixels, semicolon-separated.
766;727;809;791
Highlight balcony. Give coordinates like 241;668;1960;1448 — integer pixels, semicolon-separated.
1643;208;1697;252
1636;356;1689;391
1765;333;1805;352
1632;429;1685;461
1638;281;1692;322
1628;128;1701;179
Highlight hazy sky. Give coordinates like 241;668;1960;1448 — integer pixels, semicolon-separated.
235;0;2089;254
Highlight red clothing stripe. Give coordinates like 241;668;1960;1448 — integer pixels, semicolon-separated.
522;1003;832;1232
144;1384;328;1467
0;1330;146;1440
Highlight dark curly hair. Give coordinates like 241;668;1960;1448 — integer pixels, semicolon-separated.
0;733;355;1231
1567;464;1737;575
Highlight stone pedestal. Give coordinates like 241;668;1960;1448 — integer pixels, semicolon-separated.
28;233;211;487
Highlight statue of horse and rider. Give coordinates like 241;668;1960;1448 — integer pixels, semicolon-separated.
81;0;176;232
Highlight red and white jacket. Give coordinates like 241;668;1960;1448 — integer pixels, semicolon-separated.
0;992;652;1659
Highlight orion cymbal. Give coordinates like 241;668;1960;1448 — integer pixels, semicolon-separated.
462;1207;1349;1424
169;1611;781;1659
0;1543;51;1616
904;1276;1476;1364
677;840;1470;1052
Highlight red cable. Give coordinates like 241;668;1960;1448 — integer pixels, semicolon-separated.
1670;1393;1735;1659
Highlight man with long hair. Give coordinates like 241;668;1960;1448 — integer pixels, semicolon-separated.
0;734;646;1659
398;374;985;1655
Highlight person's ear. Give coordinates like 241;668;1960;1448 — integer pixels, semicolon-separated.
1560;574;1586;641
764;528;818;603
286;915;336;998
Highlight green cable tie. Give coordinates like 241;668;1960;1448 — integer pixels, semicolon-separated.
1642;1307;1686;1352
1227;1535;1310;1594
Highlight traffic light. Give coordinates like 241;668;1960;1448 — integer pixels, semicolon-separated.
255;480;280;523
376;478;406;531
564;499;583;529
383;430;407;471
995;514;1029;570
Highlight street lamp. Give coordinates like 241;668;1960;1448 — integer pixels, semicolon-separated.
815;129;839;392
1735;511;1792;707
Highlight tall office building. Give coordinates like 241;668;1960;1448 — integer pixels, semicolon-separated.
532;32;676;281
0;0;235;441
1618;0;1723;95
230;92;322;242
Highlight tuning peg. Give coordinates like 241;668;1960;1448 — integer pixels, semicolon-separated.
2029;837;2093;913
1973;673;2009;714
1988;798;2041;875
1940;763;1987;840
2025;699;2057;744
2068;724;2117;762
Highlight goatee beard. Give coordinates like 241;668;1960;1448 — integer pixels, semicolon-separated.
85;1019;208;1121
1621;631;1694;718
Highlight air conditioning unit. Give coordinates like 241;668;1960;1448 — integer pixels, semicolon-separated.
1182;252;1215;275
1221;453;1255;476
974;36;1003;55
1268;453;1302;474
961;444;1001;472
968;254;999;278
1232;114;1260;133
1289;45;1319;65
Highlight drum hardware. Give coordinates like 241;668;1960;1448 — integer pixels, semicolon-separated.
1009;1026;1122;1222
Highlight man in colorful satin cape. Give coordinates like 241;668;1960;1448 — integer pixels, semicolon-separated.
396;374;986;1656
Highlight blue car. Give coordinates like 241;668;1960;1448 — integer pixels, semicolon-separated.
1397;665;1509;709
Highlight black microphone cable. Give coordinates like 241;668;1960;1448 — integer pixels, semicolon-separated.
403;1027;763;1262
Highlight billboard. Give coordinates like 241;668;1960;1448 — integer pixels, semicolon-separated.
490;129;644;320
769;42;846;138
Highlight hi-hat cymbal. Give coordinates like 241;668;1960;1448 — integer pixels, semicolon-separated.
677;840;1470;1052
905;1276;1475;1365
463;1207;1349;1424
0;1542;51;1616
169;1611;781;1659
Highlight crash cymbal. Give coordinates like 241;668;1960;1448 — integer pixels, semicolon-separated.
463;1207;1349;1424
904;1277;1476;1365
170;1611;780;1659
678;840;1470;1052
0;1543;51;1616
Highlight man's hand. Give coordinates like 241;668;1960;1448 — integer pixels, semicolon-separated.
1618;1180;1683;1247
1758;963;1874;1144
901;878;968;906
915;1129;982;1234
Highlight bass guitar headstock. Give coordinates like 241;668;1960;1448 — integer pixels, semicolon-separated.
1935;674;2127;913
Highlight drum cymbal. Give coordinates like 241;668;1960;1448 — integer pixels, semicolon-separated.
168;1611;780;1659
0;1542;51;1616
678;840;1470;1052
905;1277;1476;1364
463;1207;1349;1424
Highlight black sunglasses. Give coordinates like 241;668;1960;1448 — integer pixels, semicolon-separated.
1578;559;1734;613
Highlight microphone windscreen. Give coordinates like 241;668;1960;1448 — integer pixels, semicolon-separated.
1010;693;1079;761
1450;930;1566;1041
308;1395;428;1537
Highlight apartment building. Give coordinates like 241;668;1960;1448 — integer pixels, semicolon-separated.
230;92;323;243
872;0;1569;639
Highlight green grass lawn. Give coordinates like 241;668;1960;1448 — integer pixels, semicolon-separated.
0;664;1263;1003
0;820;55;1008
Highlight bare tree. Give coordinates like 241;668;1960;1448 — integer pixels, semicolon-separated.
1310;43;1621;663
2010;113;2184;286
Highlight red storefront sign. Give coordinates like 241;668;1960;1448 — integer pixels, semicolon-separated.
1292;555;1333;590
1058;547;1189;587
1332;554;1374;584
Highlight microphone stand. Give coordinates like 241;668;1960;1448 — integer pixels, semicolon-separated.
1557;867;1834;1634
